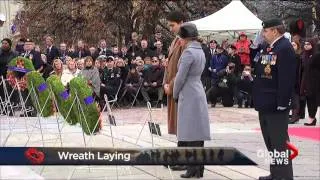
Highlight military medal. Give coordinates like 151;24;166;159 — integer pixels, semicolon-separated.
263;64;272;79
271;55;277;65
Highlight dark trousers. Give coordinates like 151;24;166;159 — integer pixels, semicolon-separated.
306;95;318;118
237;91;252;107
299;98;306;119
141;87;163;102
178;141;204;173
201;76;211;91
259;110;293;179
100;86;117;99
207;85;234;107
290;92;300;120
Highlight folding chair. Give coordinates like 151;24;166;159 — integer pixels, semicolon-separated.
130;78;144;108
108;79;123;109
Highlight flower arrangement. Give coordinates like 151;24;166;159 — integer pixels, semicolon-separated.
46;75;78;125
26;71;53;117
6;56;35;91
69;76;100;135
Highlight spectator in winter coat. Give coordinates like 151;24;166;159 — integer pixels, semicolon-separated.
234;32;251;66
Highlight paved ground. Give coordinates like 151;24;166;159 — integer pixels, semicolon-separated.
0;105;319;180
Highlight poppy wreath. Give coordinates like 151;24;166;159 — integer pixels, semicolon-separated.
46;75;78;125
6;56;35;91
69;76;100;135
26;71;53;117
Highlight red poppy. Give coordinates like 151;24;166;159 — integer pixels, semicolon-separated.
267;47;272;52
24;148;45;164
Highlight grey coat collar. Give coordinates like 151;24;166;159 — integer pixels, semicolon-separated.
187;41;202;49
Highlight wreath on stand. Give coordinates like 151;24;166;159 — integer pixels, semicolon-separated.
6;56;35;91
26;71;53;117
69;76;101;135
46;75;79;125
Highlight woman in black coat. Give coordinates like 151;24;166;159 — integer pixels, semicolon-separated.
289;41;303;123
300;39;318;126
310;42;320;107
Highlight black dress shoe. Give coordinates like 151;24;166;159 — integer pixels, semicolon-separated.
304;119;317;126
180;167;202;178
258;175;272;180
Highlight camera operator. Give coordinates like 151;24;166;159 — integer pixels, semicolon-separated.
208;62;237;107
237;65;254;108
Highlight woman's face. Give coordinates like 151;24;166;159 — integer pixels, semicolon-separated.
291;42;298;51
240;35;246;41
95;60;100;68
68;61;76;70
77;62;84;70
304;42;312;51
85;60;93;67
55;61;62;69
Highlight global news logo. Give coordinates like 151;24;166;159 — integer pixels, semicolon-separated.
257;142;298;165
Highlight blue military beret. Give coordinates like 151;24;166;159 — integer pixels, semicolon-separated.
178;23;199;39
262;19;283;29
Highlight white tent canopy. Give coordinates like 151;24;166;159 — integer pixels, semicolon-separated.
190;0;262;32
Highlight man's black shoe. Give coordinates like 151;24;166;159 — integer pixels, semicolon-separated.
163;165;188;171
258;175;272;180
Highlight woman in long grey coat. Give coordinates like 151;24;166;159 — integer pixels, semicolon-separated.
173;23;211;178
80;56;101;98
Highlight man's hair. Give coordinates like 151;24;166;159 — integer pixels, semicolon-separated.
167;11;186;23
272;25;286;35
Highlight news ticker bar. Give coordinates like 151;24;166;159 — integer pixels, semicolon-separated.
0;147;257;165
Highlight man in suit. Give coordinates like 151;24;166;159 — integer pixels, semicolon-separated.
19;39;40;116
58;42;72;63
208;40;217;58
163;10;187;171
45;36;59;65
253;19;296;180
72;40;90;58
97;39;112;56
136;39;155;59
22;39;43;71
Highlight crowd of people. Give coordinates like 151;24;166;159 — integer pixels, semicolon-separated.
0;26;319;125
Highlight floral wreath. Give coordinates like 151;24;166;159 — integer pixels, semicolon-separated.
6;56;35;91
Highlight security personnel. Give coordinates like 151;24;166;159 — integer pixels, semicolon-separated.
21;39;43;71
253;19;296;180
100;56;122;100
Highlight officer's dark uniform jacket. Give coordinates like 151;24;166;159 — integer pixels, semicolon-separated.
101;67;122;88
253;36;297;112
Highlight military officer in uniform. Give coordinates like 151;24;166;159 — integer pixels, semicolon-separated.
253;19;296;180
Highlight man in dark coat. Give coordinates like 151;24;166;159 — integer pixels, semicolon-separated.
140;57;164;107
0;38;17;78
97;39;113;56
100;56;122;100
0;38;18;115
45;36;59;65
253;19;296;180
58;42;72;63
21;39;43;71
72;40;90;58
199;38;212;91
136;39;155;59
